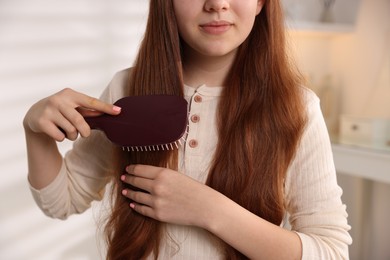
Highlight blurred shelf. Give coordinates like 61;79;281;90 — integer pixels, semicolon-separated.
286;20;355;37
332;143;390;184
282;0;361;37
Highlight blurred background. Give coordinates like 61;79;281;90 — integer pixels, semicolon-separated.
0;0;389;259
0;0;148;259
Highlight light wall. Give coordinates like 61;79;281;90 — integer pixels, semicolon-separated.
330;0;390;117
0;1;148;259
287;0;390;259
288;0;389;118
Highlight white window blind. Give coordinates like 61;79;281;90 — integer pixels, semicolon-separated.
0;1;148;259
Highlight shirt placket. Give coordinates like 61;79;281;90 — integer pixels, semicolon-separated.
183;90;204;180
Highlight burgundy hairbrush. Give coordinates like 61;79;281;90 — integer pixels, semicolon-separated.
84;95;188;152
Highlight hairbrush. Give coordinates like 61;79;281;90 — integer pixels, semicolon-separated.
84;95;188;152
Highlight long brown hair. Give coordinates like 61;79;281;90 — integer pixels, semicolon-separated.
105;0;306;259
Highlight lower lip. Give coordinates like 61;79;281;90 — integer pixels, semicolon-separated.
200;24;231;35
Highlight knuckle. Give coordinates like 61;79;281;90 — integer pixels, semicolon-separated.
66;128;78;140
153;198;164;210
72;113;85;126
36;117;47;129
41;105;54;117
61;87;73;95
138;206;148;216
68;126;77;135
156;171;170;183
154;208;166;221
132;191;141;202
52;88;75;106
87;96;99;107
129;176;137;186
131;165;140;174
151;183;165;195
46;96;60;108
55;88;72;101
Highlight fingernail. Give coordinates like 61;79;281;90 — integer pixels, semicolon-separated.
122;189;127;195
129;203;135;209
120;175;125;181
113;106;121;112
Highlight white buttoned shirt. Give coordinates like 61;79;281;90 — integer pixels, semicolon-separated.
30;68;352;259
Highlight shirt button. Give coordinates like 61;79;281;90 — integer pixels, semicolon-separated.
188;139;198;148
194;95;202;103
190;114;200;123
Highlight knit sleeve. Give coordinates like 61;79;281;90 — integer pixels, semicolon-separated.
29;69;130;219
284;89;352;259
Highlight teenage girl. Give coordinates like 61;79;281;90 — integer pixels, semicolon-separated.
24;0;352;259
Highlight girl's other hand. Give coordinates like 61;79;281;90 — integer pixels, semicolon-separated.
23;88;121;142
121;164;220;228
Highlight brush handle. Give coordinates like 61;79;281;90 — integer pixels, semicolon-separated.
84;114;111;130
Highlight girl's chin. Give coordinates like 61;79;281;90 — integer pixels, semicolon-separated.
183;41;239;60
199;48;237;59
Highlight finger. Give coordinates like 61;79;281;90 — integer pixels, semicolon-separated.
58;105;91;138
129;202;155;219
36;110;76;141
41;121;68;142
57;124;78;141
122;189;153;207
121;174;153;193
126;164;162;179
76;107;104;117
74;92;121;116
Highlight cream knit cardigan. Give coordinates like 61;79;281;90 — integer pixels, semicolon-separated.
30;69;352;259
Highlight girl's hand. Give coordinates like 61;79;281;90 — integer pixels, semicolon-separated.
23;88;121;142
121;164;218;228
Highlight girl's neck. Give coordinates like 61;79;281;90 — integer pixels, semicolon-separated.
182;47;236;88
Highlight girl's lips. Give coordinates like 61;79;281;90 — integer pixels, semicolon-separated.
200;21;233;35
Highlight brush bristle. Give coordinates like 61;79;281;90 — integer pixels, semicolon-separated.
122;135;187;152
